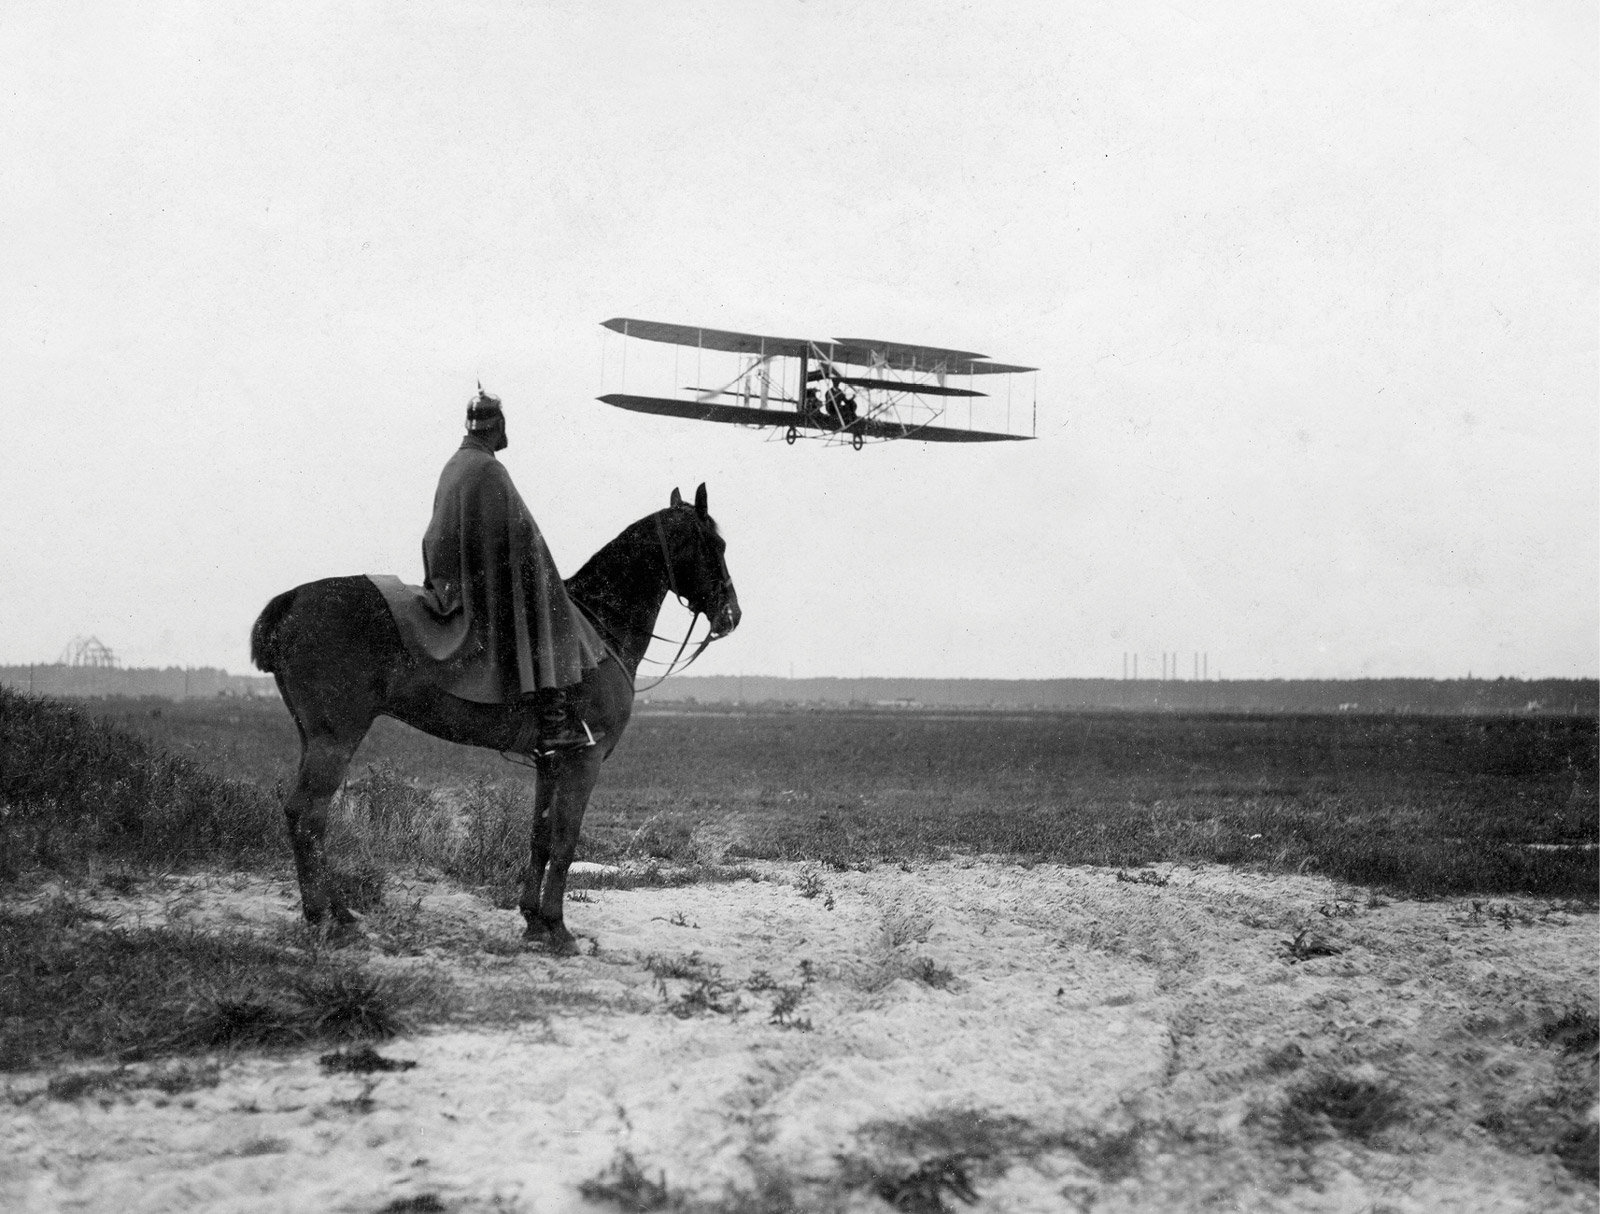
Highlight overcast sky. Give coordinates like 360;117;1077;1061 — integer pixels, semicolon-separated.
3;1;1594;681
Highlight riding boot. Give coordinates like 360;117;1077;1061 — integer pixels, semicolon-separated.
529;686;598;755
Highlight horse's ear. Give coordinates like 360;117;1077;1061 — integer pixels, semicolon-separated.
694;483;708;518
670;488;683;508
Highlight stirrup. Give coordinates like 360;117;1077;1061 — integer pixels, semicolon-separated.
534;719;598;758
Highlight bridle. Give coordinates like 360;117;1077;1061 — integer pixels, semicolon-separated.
631;510;729;692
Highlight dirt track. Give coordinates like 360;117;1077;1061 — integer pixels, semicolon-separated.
3;860;1595;1213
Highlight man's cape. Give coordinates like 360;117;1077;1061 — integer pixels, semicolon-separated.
369;438;603;705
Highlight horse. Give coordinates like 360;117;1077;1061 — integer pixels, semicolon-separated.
249;483;739;952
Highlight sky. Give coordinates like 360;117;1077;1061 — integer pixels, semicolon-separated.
2;0;1595;681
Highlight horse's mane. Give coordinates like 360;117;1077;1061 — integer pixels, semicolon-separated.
565;511;660;611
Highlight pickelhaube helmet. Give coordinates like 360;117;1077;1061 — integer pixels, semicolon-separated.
466;382;504;433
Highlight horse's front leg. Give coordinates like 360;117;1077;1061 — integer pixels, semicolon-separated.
519;758;557;941
520;752;602;955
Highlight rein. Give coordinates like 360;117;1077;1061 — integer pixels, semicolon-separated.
632;614;710;693
655;512;683;601
631;512;718;692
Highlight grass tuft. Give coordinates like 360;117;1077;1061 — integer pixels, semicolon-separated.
578;1148;676;1211
189;997;302;1048
644;952;739;1018
1281;929;1343;963
1279;1073;1405;1144
375;1196;449;1214
1538;1005;1599;1056
841;1106;1148;1206
905;957;958;990
0;906;438;1070
1116;868;1170;887
295;970;404;1040
757;959;815;1030
869;1155;979;1213
319;1044;417;1073
566;863;763;892
43;1060;221;1102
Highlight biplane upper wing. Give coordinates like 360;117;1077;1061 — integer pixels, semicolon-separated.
602;320;1036;375
828;338;1036;376
598;393;809;429
820;338;988;367
601;318;812;360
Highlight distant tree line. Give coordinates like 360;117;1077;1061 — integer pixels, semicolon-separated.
3;665;1593;716
641;676;1598;716
0;665;278;700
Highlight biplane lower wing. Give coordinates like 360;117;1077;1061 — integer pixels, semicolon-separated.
599;394;1031;443
599;393;808;429
852;416;1031;443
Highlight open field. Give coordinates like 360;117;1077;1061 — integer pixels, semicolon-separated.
74;696;1600;898
2;690;1596;1211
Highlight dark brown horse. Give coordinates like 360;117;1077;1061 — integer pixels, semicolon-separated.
250;484;739;951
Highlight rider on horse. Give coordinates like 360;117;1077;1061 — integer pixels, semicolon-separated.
420;386;602;753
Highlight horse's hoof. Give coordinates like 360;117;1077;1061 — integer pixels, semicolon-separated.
304;914;364;948
551;933;580;957
522;921;579;956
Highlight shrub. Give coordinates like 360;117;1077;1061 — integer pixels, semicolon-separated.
327;769;532;897
0;687;281;874
448;779;533;888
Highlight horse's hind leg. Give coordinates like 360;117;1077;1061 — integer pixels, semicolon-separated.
285;728;367;928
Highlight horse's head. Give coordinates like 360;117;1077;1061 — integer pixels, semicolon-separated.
662;484;741;638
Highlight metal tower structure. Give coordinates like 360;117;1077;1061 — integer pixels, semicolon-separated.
59;636;119;668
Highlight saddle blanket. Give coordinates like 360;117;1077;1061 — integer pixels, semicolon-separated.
364;573;606;704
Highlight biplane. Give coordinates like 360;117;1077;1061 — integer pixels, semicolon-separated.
597;318;1037;449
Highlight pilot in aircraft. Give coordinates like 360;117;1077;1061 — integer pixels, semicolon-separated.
824;382;859;427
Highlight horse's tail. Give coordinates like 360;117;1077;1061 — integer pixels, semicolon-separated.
250;588;298;673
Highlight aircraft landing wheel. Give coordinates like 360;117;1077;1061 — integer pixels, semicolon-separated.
785;426;797;445
851;432;864;451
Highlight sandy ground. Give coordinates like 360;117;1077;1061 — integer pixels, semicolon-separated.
2;859;1595;1213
